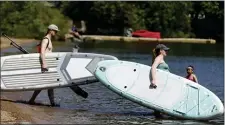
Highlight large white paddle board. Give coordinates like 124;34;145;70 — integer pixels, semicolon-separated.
94;60;224;120
1;52;118;91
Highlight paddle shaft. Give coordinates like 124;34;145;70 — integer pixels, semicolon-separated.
3;33;88;98
2;33;29;54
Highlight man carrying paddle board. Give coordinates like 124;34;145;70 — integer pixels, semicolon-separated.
28;24;60;106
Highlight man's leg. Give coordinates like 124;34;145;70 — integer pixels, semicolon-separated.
48;89;55;106
28;90;41;104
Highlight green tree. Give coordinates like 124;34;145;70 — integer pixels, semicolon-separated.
61;1;194;37
1;1;223;42
190;1;224;41
142;1;193;37
0;1;70;40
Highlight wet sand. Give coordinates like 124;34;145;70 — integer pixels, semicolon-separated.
1;92;58;124
1;37;39;124
1;96;34;124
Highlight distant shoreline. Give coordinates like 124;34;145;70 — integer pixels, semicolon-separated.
1;37;38;49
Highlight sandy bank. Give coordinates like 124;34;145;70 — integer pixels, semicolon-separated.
1;96;34;124
1;37;38;124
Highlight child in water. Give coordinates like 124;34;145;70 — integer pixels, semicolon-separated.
185;65;199;83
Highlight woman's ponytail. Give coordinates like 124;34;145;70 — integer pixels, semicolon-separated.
152;48;157;64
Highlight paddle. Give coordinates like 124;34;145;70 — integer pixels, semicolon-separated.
2;33;29;54
2;33;88;98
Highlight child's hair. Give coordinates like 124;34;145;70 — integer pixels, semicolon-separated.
151;48;160;64
187;65;194;70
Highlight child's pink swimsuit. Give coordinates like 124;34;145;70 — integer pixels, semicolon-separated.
186;75;196;83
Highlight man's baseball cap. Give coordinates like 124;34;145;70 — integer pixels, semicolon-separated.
48;24;60;31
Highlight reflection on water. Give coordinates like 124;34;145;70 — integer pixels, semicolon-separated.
1;41;224;124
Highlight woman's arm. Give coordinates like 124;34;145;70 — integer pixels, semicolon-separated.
150;56;161;84
40;39;48;68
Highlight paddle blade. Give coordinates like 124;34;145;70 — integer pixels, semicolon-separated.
70;85;88;98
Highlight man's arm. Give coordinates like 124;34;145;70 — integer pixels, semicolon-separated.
40;39;48;68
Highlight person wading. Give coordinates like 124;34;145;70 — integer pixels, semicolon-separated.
150;44;170;117
28;24;59;106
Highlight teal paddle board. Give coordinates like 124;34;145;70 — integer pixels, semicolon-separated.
94;60;224;120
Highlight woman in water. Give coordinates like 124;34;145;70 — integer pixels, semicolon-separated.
150;44;170;117
150;44;170;88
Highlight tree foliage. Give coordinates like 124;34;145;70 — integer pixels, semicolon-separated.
0;1;69;39
60;1;223;40
190;1;224;41
0;1;224;41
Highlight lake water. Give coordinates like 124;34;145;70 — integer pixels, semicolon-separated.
1;41;224;124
